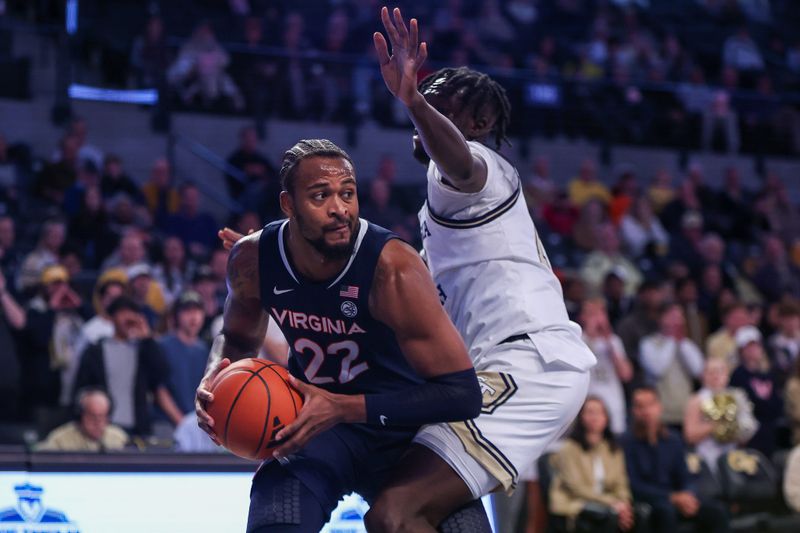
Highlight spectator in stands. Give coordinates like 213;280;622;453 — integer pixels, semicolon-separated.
17;218;65;293
676;277;709;349
0;215;22;289
646;170;675;215
620;195;669;259
360;178;406;233
660;181;702;236
19;265;85;418
130;15;169;89
580;299;632;435
753;234;800;302
785;441;800;513
67;270;127;405
782;358;800;447
550;397;635;532
603;270;633;326
623;386;730;533
162;183;218;257
63;160;100;217
192;265;223;338
152;236;194;307
225;125;275;201
0;268;25;421
668;210;706;278
159;291;207;417
36;135;79;205
542;191;579;238
683;358;758;472
640;304;704;429
730;325;782;456
723;26;765;73
702;90;740;154
167;21;244;110
770;300;800;375
706;302;752;367
568;159;611;207
572;199;608;252
68;185;117;269
60;117;104;170
617;281;666;365
524;156;556;215
142;157;179;227
73;296;182;436
580;223;643;297
36;388;128;452
100;229;148;272
100;154;144;204
126;263;162;328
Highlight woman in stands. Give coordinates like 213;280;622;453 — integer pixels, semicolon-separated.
550;397;635;532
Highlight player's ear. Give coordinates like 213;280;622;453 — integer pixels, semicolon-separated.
279;190;294;218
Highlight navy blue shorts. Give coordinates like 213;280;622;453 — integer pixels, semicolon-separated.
250;423;416;523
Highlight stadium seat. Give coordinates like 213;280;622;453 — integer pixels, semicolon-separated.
717;449;778;503
686;452;723;501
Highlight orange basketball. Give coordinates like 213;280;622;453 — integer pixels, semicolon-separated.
206;358;303;461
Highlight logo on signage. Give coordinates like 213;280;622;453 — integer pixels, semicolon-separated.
0;482;80;532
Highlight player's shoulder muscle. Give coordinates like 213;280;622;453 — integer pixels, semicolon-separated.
370;239;436;325
227;230;262;298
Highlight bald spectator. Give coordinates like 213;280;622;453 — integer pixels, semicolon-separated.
568;159;611;207
17;219;66;293
36;388;128;452
142;157;179;226
162;183;219;257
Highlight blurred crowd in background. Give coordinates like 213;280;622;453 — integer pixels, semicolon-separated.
1;0;800;531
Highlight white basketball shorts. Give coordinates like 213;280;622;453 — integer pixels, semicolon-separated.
413;336;590;498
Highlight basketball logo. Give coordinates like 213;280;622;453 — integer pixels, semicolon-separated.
341;300;358;318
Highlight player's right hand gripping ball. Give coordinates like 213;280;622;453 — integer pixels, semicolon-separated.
206;358;303;460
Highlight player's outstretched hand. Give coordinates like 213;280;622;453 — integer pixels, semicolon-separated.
195;357;232;445
218;227;248;251
374;6;428;108
271;375;348;459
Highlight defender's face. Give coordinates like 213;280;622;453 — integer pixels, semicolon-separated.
284;156;359;258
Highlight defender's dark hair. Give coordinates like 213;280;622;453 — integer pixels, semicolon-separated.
279;139;355;194
417;67;512;149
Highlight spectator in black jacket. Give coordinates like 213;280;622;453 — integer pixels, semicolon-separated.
73;297;183;436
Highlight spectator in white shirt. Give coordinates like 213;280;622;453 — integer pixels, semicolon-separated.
580;299;633;435
723;27;765;72
620;195;669;258
640;303;705;427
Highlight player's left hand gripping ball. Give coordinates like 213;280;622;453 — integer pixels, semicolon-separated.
271;375;350;459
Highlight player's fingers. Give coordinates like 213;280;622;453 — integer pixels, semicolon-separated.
409;18;418;52
211;358;231;377
373;32;391;65
380;6;400;47
287;374;310;396
196;388;214;404
392;7;409;44
416;42;428;71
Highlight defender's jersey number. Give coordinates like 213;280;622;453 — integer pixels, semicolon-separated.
294;338;369;384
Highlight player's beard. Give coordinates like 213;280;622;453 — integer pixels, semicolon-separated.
296;211;358;260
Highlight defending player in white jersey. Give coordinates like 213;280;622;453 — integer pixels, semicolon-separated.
363;7;597;531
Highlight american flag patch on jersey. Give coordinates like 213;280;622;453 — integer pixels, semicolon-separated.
339;285;359;298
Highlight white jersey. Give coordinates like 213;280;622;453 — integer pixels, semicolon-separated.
418;141;595;371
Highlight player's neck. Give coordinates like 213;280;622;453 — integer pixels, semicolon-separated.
285;224;350;282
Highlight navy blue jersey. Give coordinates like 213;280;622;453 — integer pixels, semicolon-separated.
258;219;423;395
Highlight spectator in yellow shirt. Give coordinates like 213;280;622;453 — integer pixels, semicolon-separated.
568;159;611;207
36;388;128;452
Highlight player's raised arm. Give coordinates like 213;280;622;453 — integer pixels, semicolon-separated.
374;6;487;192
196;232;270;441
366;239;482;426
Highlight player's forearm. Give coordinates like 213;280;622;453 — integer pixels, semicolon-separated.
406;95;474;182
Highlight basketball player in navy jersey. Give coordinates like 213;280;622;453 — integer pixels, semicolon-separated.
195;139;491;532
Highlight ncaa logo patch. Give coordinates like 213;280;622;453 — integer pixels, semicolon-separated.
340;300;358;318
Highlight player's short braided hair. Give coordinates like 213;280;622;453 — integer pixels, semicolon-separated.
418;67;512;149
279;139;355;195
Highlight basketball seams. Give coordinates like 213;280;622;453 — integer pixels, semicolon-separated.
219;364;276;457
263;365;301;419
